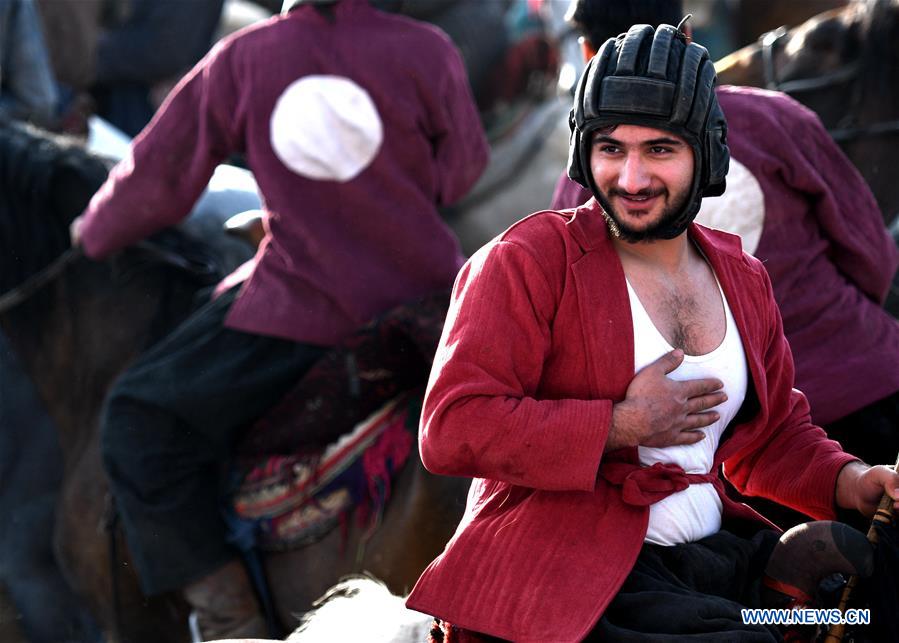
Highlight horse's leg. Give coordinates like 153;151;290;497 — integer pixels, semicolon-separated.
0;331;102;642
356;458;468;595
55;440;192;643
0;582;27;643
264;457;467;630
3;492;102;643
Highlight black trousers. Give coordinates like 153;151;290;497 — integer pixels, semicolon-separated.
100;287;326;595
588;529;782;642
439;529;782;643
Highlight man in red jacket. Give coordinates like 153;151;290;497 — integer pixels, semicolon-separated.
408;22;899;642
554;0;899;480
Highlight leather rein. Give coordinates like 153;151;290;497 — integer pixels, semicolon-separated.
0;239;218;315
759;26;899;143
0;247;83;314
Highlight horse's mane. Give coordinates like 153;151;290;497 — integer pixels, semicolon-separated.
0;122;109;294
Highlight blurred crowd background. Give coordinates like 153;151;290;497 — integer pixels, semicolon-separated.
0;0;849;141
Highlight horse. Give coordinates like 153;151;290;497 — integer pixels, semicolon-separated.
0;121;476;641
715;0;899;227
0;328;102;643
446;97;570;255
287;576;431;643
0;123;225;641
726;0;847;51
0;584;27;643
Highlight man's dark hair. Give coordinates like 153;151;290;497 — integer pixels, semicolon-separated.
567;0;684;48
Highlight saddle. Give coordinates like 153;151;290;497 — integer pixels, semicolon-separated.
229;288;451;550
233;395;416;550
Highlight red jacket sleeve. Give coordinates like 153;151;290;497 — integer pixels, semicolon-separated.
80;37;243;259
723;265;857;519
420;239;611;491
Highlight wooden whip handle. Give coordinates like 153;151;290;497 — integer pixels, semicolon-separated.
867;491;897;537
824;458;898;643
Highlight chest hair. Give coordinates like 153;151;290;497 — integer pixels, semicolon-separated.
631;269;726;355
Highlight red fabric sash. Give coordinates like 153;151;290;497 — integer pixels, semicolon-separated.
600;461;720;506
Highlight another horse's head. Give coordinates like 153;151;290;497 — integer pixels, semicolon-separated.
715;0;899;222
0;123;109;294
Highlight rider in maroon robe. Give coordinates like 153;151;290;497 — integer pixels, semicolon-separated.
70;0;487;637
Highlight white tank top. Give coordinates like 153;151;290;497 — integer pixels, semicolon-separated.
625;274;748;546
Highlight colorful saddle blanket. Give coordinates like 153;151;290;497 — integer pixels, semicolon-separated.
232;395;416;550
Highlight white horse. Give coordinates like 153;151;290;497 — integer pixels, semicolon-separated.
196;577;425;643
287;577;429;643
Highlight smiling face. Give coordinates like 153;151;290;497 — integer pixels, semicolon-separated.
589;124;695;242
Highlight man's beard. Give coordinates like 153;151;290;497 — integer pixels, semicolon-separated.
600;186;691;243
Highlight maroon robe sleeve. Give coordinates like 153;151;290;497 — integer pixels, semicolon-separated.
723;265;858;519
425;40;489;206
420;239;611;492
775;97;898;304
80;38;243;259
549;171;591;211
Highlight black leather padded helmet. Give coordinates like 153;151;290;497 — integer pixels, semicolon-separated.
567;23;729;238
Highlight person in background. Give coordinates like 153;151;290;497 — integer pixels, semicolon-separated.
69;0;488;638
91;0;225;136
553;0;899;487
0;0;57;127
34;0;103;97
34;0;103;134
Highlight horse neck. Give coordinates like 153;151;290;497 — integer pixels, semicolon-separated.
715;44;765;88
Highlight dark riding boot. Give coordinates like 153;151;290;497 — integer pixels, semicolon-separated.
183;559;268;640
